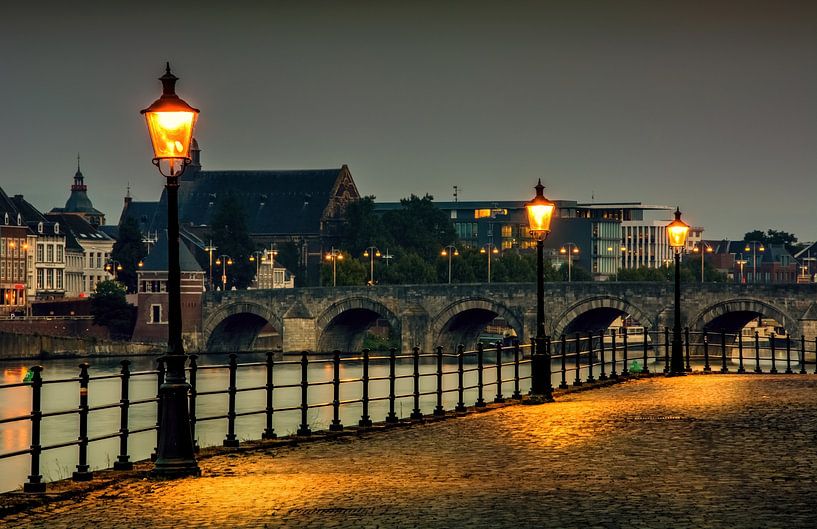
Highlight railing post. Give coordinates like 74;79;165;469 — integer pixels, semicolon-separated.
586;332;595;383
559;334;568;389
23;365;45;493
769;333;778;374
113;360;133;470
785;334;793;374
737;331;745;374
262;351;276;439
359;349;373;427
642;327;650;374
475;342;486;407
684;327;692;373
73;362;92;481
434;346;446;415
151;357;165;462
410;346;424;420
754;331;762;374
223;353;239;447
512;340;522;399
720;331;729;373
622;329;629;375
188;354;199;451
573;332;583;386
799;335;807;375
598;330;607;381
703;332;711;373
610;328;618;379
330;350;343;431
297;351;312;436
494;342;504;403
664;327;670;374
386;347;398;423
455;344;466;412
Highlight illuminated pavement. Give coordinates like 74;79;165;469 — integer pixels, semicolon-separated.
3;375;817;528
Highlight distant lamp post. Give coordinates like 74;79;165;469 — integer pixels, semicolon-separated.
204;240;217;290
525;179;556;400
736;255;748;284
559;243;580;282
363;246;381;286
666;207;690;376
441;245;460;284
141;62;200;477
607;246;628;281
104;260;123;281
744;241;765;284
215;255;233;291
479;243;500;283
325;247;343;287
691;243;714;283
249;250;264;286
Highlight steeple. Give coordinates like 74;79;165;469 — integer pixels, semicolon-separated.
72;153;87;192
189;138;201;171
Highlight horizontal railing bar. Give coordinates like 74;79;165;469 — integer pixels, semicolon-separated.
235;385;266;393
306;402;333;409
0;414;31;424
129;425;157;435
0;448;31;460
41;439;80;452
196;389;229;397
87;373;121;382
41;408;78;419
0;381;34;390
86;402;121;413
128;397;159;406
87;431;121;444
196;414;229;423
41;378;78;386
234;409;265;418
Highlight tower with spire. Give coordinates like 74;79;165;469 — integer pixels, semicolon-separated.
50;155;106;227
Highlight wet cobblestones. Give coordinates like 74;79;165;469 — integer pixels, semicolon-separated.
3;374;817;528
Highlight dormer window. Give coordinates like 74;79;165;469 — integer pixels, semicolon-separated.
54;223;59;234
38;222;44;234
3;213;7;225
17;214;21;225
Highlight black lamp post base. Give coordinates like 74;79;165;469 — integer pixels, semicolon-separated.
72;470;93;482
113;458;133;471
665;371;687;377
152;458;201;478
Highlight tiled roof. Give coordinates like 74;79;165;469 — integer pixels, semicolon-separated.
44;213;112;251
140;230;203;272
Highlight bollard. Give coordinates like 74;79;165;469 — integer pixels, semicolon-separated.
434;346;446;415
73;363;92;481
113;360;133;470
610;328;618;379
622;329;629;376
385;347;398;423
703;332;711;373
359;349;373;428
642;327;650;374
737;331;745;374
664;327;670;374
24;366;45;493
573;332;583;386
684;327;692;373
800;336;807;375
785;334;793;374
475;342;486;407
297;351;311;436
770;333;778;374
754;331;762;374
720;331;729;373
494;342;504;403
559;335;568;389
262;351;276;439
223;353;239;447
330;350;343;431
598;330;607;381
410;346;424;420
455;344;467;412
512;340;522;399
151;357;165;462
188;354;199;451
586;332;595;383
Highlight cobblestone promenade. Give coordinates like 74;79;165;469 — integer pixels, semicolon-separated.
3;375;817;528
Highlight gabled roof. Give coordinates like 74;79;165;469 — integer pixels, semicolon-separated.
140;230;203;272
44;213;112;251
119;200;160;234
794;242;817;260
0;187;22;225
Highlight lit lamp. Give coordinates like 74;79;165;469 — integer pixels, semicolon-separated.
141;62;200;477
559;243;580;282
363;246;381;286
479;243;501;283
525;179;555;401
441;245;460;284
325;247;343;287
666;207;690;376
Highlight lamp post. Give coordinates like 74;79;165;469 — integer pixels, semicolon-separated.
559;243;579;282
744;241;765;284
141;62;200;477
480;243;500;283
607;246;627;281
691;243;714;283
363;246;381;286
525;179;555;400
249;250;264;287
666;207;690;376
104;260;123;282
736;255;748;284
325;247;343;287
441;244;459;284
204;240;217;290
215;255;233;291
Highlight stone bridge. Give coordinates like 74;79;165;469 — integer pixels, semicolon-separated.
196;283;817;353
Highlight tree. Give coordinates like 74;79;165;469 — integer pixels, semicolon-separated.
339;196;392;255
90;280;136;340
111;217;147;293
381;194;457;261
207;194;256;289
321;252;367;286
380;251;437;285
743;229;803;255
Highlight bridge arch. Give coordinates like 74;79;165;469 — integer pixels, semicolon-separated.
688;298;798;337
551;296;653;338
316;297;401;353
202;301;284;353
430;297;524;352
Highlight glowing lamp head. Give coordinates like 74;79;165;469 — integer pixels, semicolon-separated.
666;208;690;249
249;255;256;262
227;258;233;266
572;247;579;254
480;247;486;254
375;250;381;257
141;63;199;177
215;258;222;266
441;249;447;257
525;180;556;239
560;247;567;254
454;249;459;256
337;254;344;260
363;250;369;258
116;264;123;271
492;247;499;255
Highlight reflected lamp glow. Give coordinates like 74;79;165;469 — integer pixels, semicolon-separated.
666;208;690;249
525;180;556;239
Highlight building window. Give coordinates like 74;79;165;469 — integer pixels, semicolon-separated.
501;225;512;238
36;244;44;262
56;270;63;290
37;269;44;289
150;304;162;324
56;245;63;263
474;209;492;219
96;253;102;269
46;245;54;263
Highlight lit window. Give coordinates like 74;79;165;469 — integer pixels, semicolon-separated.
474;209;492;219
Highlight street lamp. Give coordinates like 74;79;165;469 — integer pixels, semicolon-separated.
249;250;264;287
141;62;200;477
214;255;233;290
666;207;690;376
204;240;217;290
363;246;381;286
479;243;500;283
104;260;124;281
325;247;343;287
607;246;627;281
441;244;459;284
691;243;714;283
559;243;580;282
525;179;555;400
736;255;748;284
744;241;765;284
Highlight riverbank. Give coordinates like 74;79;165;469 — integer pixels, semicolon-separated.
0;331;163;360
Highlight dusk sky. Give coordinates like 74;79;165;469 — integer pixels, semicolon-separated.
1;1;815;239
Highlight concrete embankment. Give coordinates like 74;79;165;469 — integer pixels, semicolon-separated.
0;331;163;360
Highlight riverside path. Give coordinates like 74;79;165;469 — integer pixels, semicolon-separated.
2;374;817;529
